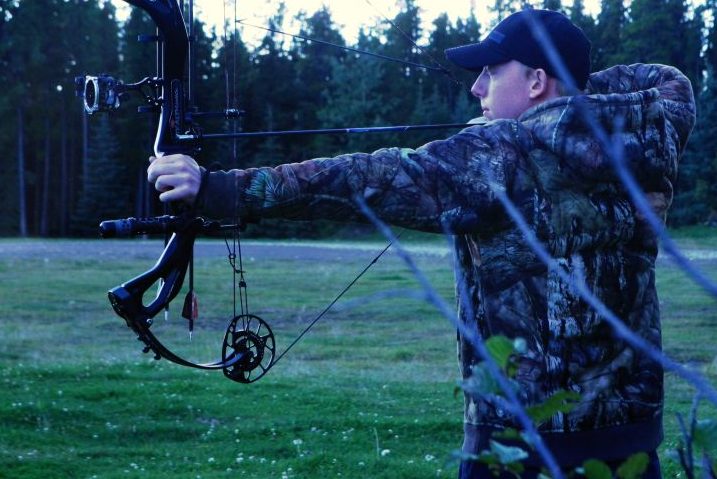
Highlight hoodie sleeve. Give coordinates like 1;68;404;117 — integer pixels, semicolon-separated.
197;121;533;234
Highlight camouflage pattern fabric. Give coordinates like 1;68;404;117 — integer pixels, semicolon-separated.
199;64;695;438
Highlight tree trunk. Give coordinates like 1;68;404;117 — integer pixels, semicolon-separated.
82;102;89;189
40;116;51;237
17;107;27;237
60;102;69;237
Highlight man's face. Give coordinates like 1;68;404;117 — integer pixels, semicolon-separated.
470;60;535;120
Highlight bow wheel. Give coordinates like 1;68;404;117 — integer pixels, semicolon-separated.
222;314;275;383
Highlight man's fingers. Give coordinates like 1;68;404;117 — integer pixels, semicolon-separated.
157;184;195;203
152;174;175;193
148;155;197;181
146;154;201;204
153;173;199;204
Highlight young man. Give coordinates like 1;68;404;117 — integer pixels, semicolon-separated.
148;10;695;478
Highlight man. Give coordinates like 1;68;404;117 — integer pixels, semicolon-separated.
148;9;695;478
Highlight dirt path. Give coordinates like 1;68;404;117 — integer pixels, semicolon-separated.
0;238;451;263
1;238;713;263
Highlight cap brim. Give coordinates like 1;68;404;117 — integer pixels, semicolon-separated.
445;41;510;72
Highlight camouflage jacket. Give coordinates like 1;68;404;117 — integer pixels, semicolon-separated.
199;64;695;463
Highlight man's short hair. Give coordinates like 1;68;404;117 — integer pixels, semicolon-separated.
445;9;591;90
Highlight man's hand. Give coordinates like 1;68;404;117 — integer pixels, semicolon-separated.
147;154;202;205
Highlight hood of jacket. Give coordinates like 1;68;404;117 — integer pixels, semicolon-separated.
518;63;695;196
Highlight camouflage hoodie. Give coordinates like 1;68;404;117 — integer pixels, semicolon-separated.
199;64;695;464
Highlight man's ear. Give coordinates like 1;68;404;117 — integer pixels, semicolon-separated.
528;68;549;99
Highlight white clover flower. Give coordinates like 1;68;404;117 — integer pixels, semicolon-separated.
380;449;391;457
424;454;435;462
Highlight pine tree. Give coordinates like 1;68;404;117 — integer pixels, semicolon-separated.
569;0;598;68
427;12;482;121
316;39;390;155
671;66;717;226
289;7;346;162
72;116;131;235
593;0;627;70
621;0;702;87
543;0;564;13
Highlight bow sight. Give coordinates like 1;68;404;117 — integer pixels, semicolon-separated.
75;75;164;114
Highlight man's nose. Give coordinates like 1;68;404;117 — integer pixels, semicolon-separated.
471;74;485;99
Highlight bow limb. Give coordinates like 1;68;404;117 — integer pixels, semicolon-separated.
105;217;228;369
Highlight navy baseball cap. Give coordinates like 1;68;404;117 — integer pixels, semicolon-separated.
445;9;591;89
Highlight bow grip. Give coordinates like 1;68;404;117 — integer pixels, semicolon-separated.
108;222;199;326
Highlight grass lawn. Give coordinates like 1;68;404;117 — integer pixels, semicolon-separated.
0;228;715;478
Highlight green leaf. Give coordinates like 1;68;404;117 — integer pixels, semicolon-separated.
505;460;526;475
460;363;501;397
450;449;484;463
486;335;516;370
582;459;613;479
526;390;581;424
451;448;501;466
492;427;523;442
489;440;529;465
616;452;649;479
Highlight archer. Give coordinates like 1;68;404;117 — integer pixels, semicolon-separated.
147;10;695;478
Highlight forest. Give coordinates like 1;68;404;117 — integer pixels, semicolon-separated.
0;0;716;237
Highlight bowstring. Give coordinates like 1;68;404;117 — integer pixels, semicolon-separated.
268;232;401;370
224;0;247;332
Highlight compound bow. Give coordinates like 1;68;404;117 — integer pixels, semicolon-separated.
77;0;468;384
78;0;276;383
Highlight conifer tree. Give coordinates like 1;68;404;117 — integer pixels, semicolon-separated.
622;0;702;87
671;68;717;225
593;0;626;70
73;116;131;235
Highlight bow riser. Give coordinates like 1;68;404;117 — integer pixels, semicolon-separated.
123;0;192;156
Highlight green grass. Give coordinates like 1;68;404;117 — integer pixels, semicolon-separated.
0;231;715;478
